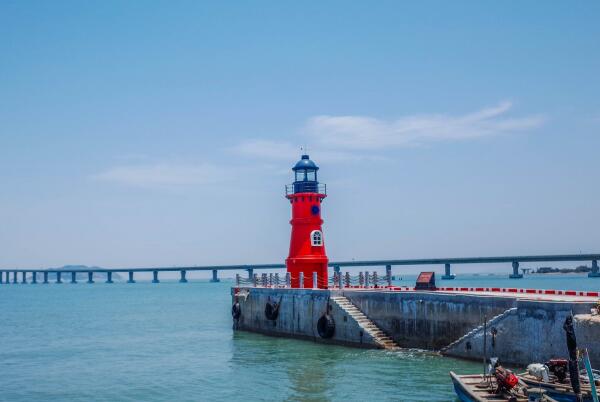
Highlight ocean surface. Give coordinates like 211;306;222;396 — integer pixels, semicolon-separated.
0;274;595;402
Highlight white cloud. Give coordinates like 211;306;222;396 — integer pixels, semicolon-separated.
232;102;544;163
306;101;544;150
93;163;232;188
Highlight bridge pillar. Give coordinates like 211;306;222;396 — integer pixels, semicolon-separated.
0;272;3;284
247;268;254;280
127;271;135;283
509;261;523;278
152;270;159;283
32;272;37;284
442;263;456;280
6;271;10;284
13;271;18;284
71;272;77;284
179;270;187;283
56;272;62;284
21;272;27;284
589;260;600;277
210;269;220;283
43;272;49;284
87;272;94;284
106;271;113;284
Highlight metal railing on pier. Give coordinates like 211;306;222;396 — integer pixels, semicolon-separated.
234;270;394;290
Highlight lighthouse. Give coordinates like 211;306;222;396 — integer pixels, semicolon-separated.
285;154;329;289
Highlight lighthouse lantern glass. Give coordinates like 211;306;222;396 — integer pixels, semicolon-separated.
306;170;316;181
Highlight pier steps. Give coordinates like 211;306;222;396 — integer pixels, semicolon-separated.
331;296;400;350
440;307;518;353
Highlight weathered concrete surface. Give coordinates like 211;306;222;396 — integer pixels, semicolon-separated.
344;290;516;350
232;287;600;366
439;300;598;366
232;287;380;348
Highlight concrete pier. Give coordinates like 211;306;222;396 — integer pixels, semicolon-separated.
21;272;27;284
13;271;17;284
87;272;94;284
589;260;599;277
32;272;37;284
509;261;523;278
43;272;49;284
127;271;135;283
442;263;456;280
56;272;62;284
152;270;159;283
179;270;187;283
210;269;220;283
71;272;77;284
106;271;113;284
233;286;600;366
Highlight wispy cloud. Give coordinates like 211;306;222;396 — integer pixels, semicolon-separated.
93;162;232;188
232;139;368;163
306;101;544;150
234;101;543;163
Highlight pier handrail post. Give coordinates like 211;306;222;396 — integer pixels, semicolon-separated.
253;273;258;287
333;272;338;288
269;273;273;287
359;272;364;288
364;271;369;288
312;272;318;289
373;271;378;287
274;273;279;287
285;272;291;288
299;272;304;289
261;273;267;287
386;265;392;287
344;272;350;288
236;274;240;287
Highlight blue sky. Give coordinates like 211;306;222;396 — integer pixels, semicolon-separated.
1;1;599;274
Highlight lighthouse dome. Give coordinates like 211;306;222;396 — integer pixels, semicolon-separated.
292;154;319;171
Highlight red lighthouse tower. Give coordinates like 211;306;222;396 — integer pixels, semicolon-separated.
285;154;329;289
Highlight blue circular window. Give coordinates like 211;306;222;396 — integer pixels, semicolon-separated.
311;205;320;215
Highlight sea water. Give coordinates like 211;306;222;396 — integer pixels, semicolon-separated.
0;274;595;401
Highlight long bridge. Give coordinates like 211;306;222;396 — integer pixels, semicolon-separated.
0;253;599;284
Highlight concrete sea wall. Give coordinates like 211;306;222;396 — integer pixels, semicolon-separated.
232;287;380;348
232;287;600;366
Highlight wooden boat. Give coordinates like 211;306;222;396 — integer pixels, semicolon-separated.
450;372;559;402
519;372;597;402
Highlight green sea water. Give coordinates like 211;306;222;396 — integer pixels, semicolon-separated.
0;274;595;401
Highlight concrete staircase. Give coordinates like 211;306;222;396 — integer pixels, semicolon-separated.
331;296;400;350
440;307;518;353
